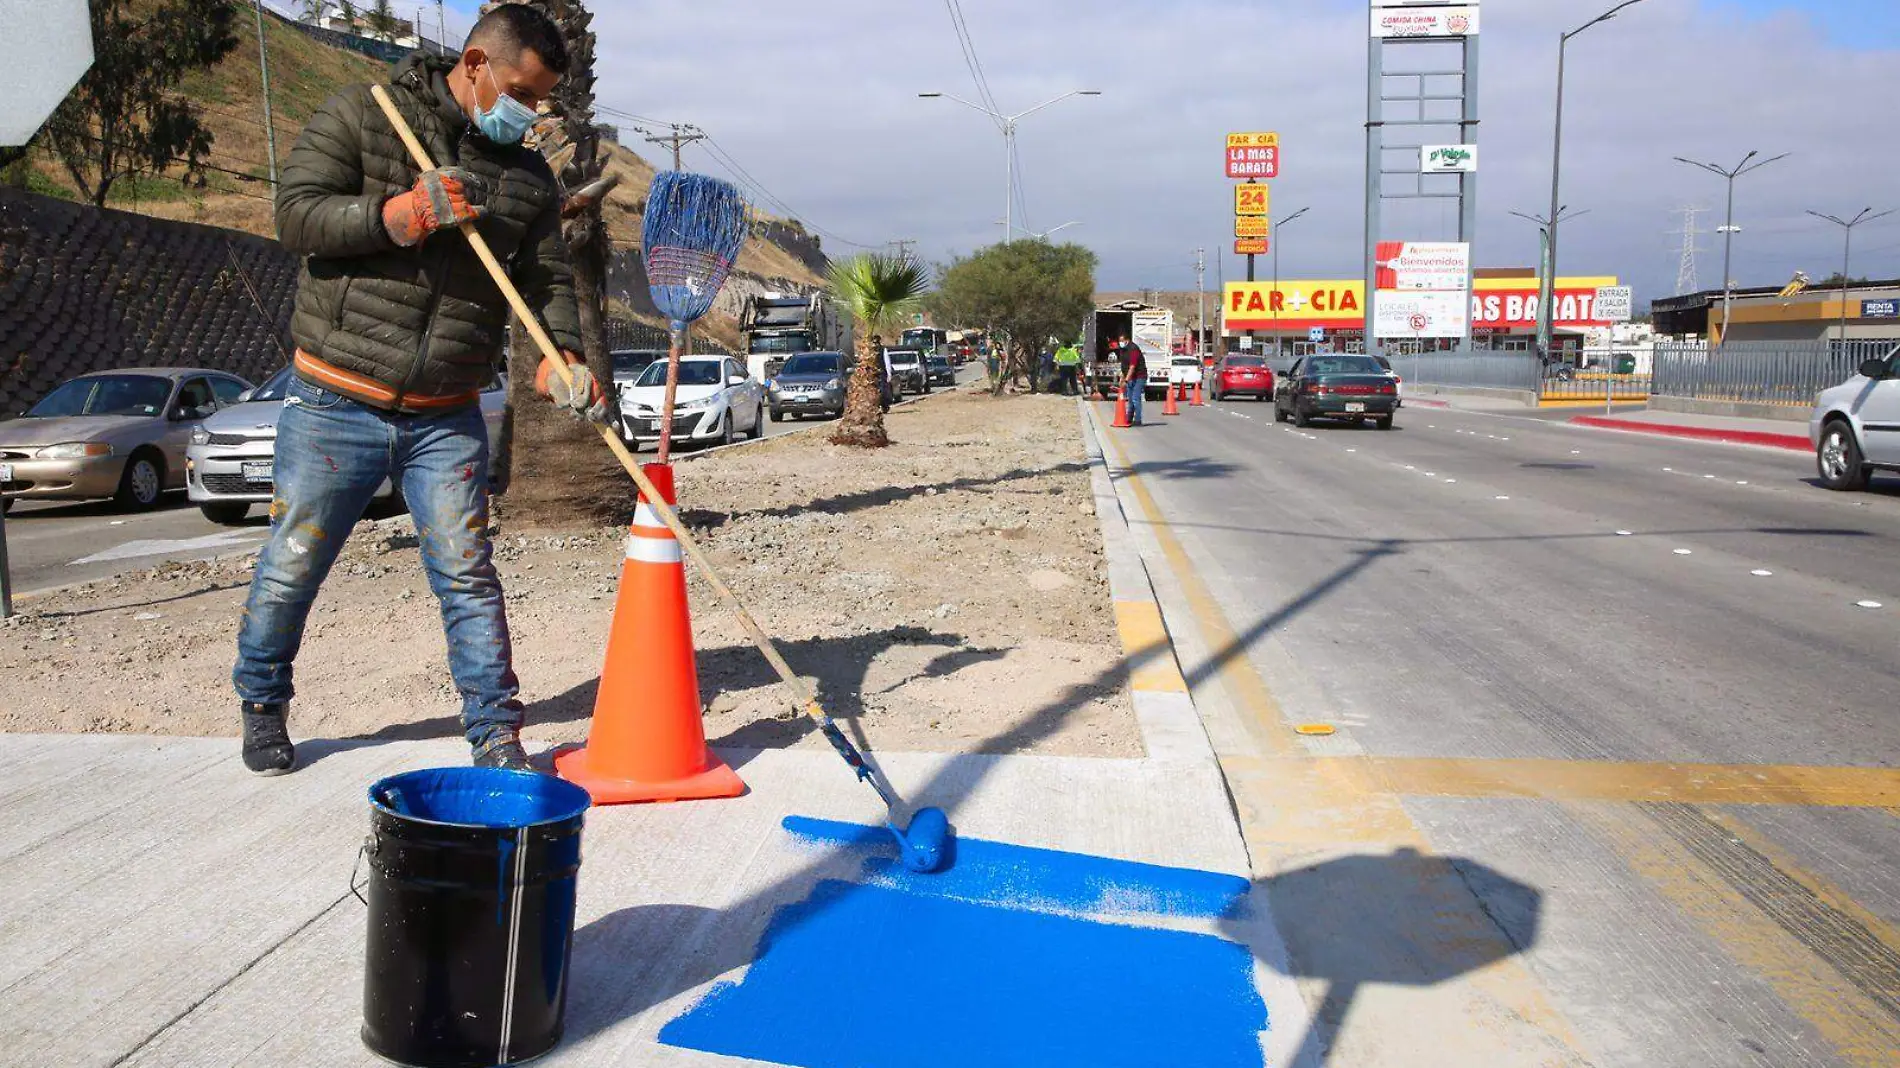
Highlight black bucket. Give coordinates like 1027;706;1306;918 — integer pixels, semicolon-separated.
359;767;592;1067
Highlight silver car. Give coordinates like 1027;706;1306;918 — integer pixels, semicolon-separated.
185;366;508;524
1810;345;1900;492
767;351;846;421
0;367;252;513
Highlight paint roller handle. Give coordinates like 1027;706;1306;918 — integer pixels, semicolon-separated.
364;85;825;719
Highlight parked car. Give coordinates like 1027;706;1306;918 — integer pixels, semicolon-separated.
186;366;507;524
609;348;664;401
767;351;846;421
1273;354;1399;429
926;353;956;387
1168;356;1203;390
618;355;765;448
1810;346;1900;491
1208;355;1274;401
1371;354;1403;404
884;348;926;394
0;367;252;513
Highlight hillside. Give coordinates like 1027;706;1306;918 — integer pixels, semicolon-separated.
12;11;826;341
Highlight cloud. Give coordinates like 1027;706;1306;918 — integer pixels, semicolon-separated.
558;0;1896;301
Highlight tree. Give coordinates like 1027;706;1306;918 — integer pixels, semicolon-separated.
337;0;358;29
366;0;399;40
829;253;930;448
38;0;238;207
489;0;629;527
297;0;326;22
930;239;1096;396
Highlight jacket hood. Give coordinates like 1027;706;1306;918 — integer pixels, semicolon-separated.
391;51;471;135
0;414;158;448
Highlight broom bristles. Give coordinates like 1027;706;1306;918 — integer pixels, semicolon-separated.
641;172;750;326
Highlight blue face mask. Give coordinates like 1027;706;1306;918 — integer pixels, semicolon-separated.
475;63;538;145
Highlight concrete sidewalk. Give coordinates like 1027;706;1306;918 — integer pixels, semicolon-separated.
1568;408;1810;451
0;735;1291;1067
0;401;1306;1067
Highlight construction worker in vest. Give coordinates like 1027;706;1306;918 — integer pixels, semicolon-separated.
1053;341;1082;396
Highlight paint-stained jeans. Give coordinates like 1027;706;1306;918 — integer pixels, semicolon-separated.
1124;382;1144;425
232;377;523;747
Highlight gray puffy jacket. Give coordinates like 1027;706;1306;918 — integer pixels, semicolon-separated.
276;52;581;408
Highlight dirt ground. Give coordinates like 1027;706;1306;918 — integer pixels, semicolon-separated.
0;390;1143;760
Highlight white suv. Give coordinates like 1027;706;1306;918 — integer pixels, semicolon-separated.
1810;346;1900;491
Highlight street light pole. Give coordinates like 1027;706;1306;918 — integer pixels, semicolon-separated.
919;89;1101;243
1675;151;1789;346
1806;207;1895;347
1541;0;1651;363
1271;206;1309;357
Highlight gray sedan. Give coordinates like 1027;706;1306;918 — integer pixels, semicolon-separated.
0;367;252;513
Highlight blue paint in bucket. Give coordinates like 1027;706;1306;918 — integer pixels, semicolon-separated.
781;815;1251;919
659;878;1268;1068
369;767;591;828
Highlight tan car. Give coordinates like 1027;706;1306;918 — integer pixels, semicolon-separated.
0;367;253;513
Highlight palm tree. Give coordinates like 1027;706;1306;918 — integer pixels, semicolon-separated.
336;0;358;32
828;252;929;448
297;0;326;23
367;0;397;41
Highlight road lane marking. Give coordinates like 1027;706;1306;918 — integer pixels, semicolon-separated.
1330;756;1900;808
1673;548;1693;555
1114;601;1189;693
67;530;264;566
1857;600;1883;609
1752;569;1774;577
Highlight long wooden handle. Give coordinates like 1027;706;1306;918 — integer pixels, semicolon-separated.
366;84;823;719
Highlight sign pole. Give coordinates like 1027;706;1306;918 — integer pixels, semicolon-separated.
0;505;12;620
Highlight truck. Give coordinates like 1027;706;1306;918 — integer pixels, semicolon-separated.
739;292;853;382
1081;300;1174;399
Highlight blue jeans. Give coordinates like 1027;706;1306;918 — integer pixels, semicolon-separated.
1124;383;1145;425
232;377;523;747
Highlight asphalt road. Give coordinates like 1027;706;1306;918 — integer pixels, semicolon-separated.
2;367;980;598
1104;397;1900;1066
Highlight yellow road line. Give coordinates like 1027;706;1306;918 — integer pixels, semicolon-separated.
1113;601;1187;692
1330;755;1900;808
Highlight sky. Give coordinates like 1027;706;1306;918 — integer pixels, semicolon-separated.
443;0;1900;303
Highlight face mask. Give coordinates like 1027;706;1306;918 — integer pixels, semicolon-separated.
475;62;538;145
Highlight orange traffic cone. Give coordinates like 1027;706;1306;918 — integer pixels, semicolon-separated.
1162;381;1181;416
1190;378;1205;407
555;463;745;805
1112;390;1132;428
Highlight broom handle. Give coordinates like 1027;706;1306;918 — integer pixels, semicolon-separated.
367;85;825;721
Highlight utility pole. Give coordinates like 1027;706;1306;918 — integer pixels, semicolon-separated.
1272;207;1310;360
643;124;706;171
1193;247;1207;358
436;0;446;48
1806;207;1895;347
252;0;279;188
1674;151;1789;346
890;238;918;260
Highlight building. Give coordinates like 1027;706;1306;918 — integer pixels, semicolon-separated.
1652;279;1900;345
1220;268;1622;359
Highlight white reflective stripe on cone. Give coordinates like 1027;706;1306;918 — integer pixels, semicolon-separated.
624;533;683;564
632;502;670;530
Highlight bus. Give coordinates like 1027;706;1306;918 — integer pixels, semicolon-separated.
900;327;948;354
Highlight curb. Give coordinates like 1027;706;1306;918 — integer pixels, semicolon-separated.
1569;414;1809;452
1075;401;1220;769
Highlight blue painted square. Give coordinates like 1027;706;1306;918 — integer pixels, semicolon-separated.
658;823;1267;1068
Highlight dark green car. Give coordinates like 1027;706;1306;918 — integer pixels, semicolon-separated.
1273;354;1399;430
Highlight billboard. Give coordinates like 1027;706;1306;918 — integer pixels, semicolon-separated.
1374;241;1470;339
1375;241;1470;292
1235;216;1269;238
1372;5;1479;37
1225;277;1620;332
1225;132;1280;179
1235;238;1270;255
1235;183;1269;217
1419;145;1478;173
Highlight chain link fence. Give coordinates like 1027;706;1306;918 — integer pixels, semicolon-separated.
1650;339;1899;408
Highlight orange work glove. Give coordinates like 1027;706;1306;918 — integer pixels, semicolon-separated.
381;167;488;248
535;351;610;424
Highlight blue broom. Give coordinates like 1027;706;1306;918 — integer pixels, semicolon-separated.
641;173;952;873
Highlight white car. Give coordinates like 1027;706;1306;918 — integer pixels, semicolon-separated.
1169;356;1204;387
618;355;766;449
1810;345;1900;491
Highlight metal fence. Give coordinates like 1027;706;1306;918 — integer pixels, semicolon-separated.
1650;339;1899;407
1537;347;1652;403
1386;352;1539;393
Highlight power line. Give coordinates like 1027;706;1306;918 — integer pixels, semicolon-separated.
1669;205;1704;295
693;136;880;250
942;0;1003;129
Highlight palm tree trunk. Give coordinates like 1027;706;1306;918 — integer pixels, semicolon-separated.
831;331;890;448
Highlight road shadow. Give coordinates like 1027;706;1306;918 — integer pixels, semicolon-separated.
1;492;193;520
1223;849;1545;1066
33;578;252;620
700;461;1090;525
1801;475;1900;499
